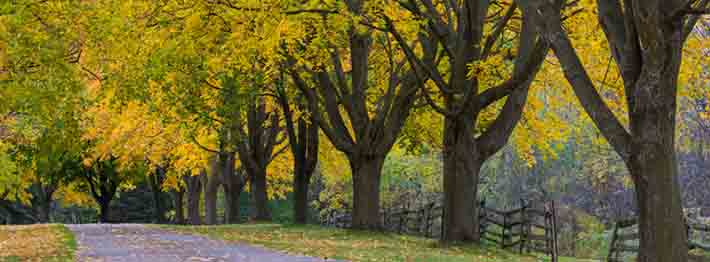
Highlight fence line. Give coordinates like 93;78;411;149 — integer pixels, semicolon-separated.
479;200;559;262
321;199;560;261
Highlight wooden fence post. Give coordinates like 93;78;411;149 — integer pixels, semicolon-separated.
401;203;406;234
502;209;508;249
550;201;559;262
480;200;487;243
519;199;527;254
607;221;619;262
440;203;445;240
425;202;433;237
418;207;425;235
544;209;551;258
688;222;693;253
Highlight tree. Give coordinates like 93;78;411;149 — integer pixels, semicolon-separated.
0;0;89;222
80;97;189;224
126;0;299;222
388;0;550;241
24;141;78;223
148;165;168;223
220;152;246;224
233;96;285;221
76;157;122;223
184;171;203;225
277;73;319;224
0;111;84;223
520;0;710;260
282;0;425;229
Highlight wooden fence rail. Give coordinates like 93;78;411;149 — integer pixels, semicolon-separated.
321;199;560;262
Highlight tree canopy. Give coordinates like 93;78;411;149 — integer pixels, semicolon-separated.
1;1;709;261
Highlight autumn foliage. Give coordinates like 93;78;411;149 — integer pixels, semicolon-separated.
1;1;709;261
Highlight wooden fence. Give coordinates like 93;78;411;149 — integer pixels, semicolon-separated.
382;202;449;237
607;218;710;262
480;200;560;262
606;218;639;262
689;222;710;254
321;199;560;261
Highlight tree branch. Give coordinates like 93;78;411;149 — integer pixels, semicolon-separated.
384;16;450;93
525;0;634;162
476;13;547;158
682;0;710;42
481;3;518;59
596;0;627;66
477;39;550;109
314;72;357;152
190;133;220;154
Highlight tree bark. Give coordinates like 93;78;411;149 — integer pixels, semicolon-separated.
185;173;203;225
224;181;243;224
37;199;51;223
628;149;687;262
441;116;482;242
33;183;56;223
173;189;185;224
204;159;221;225
349;155;386;230
293;170;310;224
149;168;166;223
203;177;219;225
98;197;111;223
627;63;687;262
251;169;271;221
220;152;245;224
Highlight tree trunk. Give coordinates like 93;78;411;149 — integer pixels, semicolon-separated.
278;82;319;225
32;183;56;223
98;198;111;223
173;189;185;224
37;200;51;223
441;116;481;242
185;174;203;225
293;169;310;224
151;186;164;223
220;152;244;224
224;182;243;224
251;169;271;221
149;169;166;223
203;179;218;225
628;64;687;262
629;152;687;262
349;155;386;230
204;165;221;225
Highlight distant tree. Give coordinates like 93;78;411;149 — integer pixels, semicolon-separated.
76;157;123;223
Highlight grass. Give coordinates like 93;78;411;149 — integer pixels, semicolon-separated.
162;223;563;262
0;224;76;262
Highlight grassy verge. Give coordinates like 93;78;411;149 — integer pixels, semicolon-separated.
163;223;547;262
0;224;76;262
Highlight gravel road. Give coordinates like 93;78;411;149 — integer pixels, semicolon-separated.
66;224;337;262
